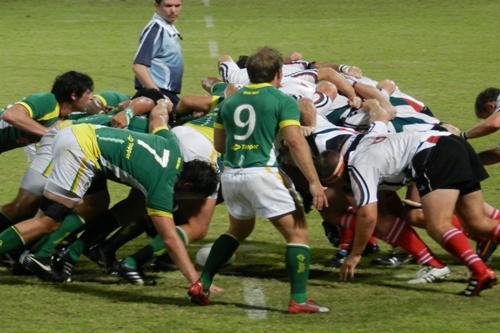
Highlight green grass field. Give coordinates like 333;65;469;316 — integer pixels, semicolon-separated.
0;1;499;332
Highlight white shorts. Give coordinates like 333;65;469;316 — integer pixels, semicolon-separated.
30;124;61;175
171;125;217;164
23;144;37;163
44;127;98;201
221;167;297;220
20;167;47;196
172;125;220;199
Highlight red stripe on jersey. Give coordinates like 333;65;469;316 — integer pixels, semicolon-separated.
404;97;424;112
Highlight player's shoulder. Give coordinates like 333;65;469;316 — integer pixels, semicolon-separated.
21;92;56;104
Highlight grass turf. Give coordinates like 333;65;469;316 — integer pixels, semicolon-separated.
0;1;499;332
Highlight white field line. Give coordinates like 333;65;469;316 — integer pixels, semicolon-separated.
204;15;214;28
242;279;268;320
208;40;219;58
202;0;210;7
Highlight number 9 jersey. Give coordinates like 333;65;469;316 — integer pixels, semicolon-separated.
215;83;300;168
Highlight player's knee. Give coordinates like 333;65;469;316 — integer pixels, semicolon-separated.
40;196;72;221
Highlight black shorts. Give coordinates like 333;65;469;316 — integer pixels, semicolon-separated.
412;135;488;196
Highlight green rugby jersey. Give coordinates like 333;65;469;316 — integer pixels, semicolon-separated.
215;83;300;168
0;93;60;153
71;111;149;134
72;124;182;218
185;107;219;143
211;82;228;97
94;91;130;108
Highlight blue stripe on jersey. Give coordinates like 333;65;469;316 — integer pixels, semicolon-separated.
134;22;161;66
314;93;329;108
348;165;371;207
219;63;229;82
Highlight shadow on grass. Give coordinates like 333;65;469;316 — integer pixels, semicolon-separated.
366;280;466;296
48;282;287;313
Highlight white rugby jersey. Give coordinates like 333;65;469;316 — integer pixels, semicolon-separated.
309;125;358;156
318;93;439;133
346;124;451;207
279;76;316;100
219;61;311;85
342;74;427;112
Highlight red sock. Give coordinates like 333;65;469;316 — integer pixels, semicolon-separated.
489;208;500;221
338;213;355;251
441;227;488;275
381;218;444;268
490;224;500;242
451;215;462;230
368;235;378;246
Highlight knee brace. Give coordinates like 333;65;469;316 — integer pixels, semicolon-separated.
40;196;71;221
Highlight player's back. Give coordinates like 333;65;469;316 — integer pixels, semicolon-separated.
218;83;299;168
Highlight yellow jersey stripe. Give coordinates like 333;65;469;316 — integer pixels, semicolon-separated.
214;122;224;129
38;103;60;121
70;157;88;193
152;126;169;134
15;102;34;118
146;208;173;218
12;226;27;245
95;95;107;107
246;83;273;89
71;124;101;170
42;160;55;178
209;96;221;110
279;120;300;128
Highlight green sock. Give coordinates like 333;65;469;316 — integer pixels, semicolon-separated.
200;233;239;291
0;226;26;255
67;238;87;263
123;256;138;269
0;211;13;232
102;221;144;256
131;227;188;266
286;244;311;303
130;235;163;267
33;214;85;258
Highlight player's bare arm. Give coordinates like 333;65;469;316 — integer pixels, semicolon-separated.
148;98;172;133
463;111;500;139
340;202;378;281
281;125;327;210
150;215;199;284
2;104;49;137
132;63;160;91
213;127;226;154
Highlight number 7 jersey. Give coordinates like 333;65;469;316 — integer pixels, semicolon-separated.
215;83;300;168
72;124;182;217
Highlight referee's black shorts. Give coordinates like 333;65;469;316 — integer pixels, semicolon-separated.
412;135;488;197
